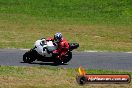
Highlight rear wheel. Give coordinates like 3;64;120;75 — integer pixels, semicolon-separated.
23;51;36;63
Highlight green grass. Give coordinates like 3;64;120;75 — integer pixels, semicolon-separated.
0;0;132;25
0;1;132;88
0;66;131;88
0;0;132;51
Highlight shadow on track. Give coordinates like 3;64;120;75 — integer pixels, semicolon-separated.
20;62;68;66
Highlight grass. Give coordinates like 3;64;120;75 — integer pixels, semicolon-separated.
0;66;131;88
0;0;132;51
0;0;132;25
0;1;132;88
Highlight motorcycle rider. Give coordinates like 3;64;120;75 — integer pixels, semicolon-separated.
47;33;69;60
53;33;69;60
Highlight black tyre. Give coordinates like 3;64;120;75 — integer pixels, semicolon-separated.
76;76;87;85
23;51;35;63
53;58;63;65
63;52;72;63
52;53;62;65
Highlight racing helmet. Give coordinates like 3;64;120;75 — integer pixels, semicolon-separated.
54;32;62;42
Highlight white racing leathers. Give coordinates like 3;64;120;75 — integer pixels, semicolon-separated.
34;40;57;57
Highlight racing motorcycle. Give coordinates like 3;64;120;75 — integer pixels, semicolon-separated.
23;38;79;65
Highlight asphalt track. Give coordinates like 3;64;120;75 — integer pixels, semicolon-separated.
0;49;132;71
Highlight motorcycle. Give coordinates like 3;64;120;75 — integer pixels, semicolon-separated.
23;38;79;65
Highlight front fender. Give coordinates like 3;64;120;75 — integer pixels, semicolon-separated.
69;43;79;51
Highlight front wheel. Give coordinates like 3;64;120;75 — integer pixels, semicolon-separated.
63;52;72;63
53;58;63;65
52;54;63;65
23;51;36;63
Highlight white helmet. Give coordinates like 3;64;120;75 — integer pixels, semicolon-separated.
54;32;62;42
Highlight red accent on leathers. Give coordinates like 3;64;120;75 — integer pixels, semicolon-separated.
53;38;69;59
56;38;69;56
46;37;69;60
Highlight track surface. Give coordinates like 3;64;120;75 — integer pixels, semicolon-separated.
0;49;132;71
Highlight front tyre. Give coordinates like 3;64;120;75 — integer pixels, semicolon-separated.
63;52;72;63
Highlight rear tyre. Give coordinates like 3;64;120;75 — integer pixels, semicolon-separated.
23;51;35;63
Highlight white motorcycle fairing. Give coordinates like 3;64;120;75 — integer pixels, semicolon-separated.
34;40;57;57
